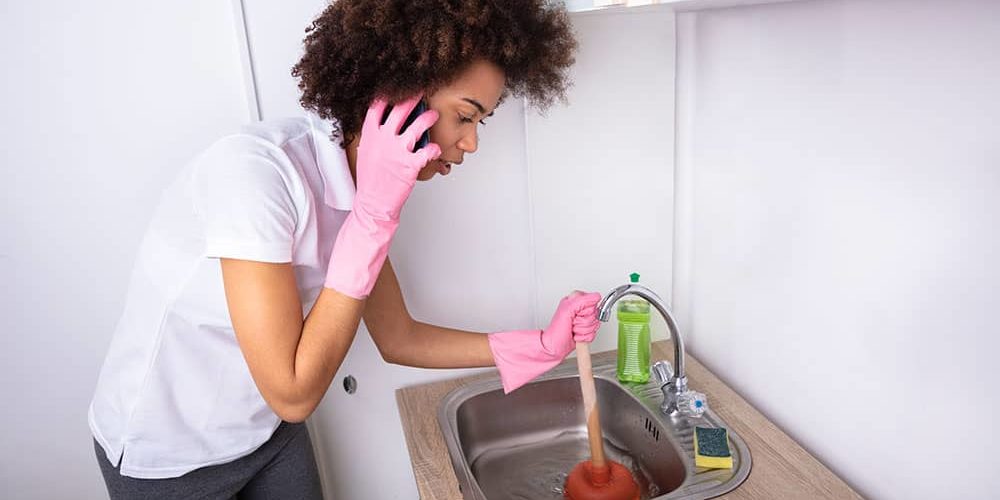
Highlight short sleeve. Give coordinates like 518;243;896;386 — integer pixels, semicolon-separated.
192;136;298;263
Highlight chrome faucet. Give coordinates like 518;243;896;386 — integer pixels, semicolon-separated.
597;283;689;415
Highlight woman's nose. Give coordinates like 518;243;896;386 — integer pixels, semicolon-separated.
457;128;479;154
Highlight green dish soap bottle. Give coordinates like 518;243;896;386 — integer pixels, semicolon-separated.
617;272;651;384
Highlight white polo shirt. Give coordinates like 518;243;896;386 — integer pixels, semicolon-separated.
88;114;356;479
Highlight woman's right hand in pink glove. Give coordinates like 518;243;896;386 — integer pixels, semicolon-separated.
540;291;602;356
354;96;442;221
488;291;604;393
325;96;441;299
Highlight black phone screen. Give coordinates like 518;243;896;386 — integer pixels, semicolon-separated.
380;100;431;152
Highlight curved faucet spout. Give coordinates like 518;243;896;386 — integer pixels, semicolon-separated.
597;283;688;412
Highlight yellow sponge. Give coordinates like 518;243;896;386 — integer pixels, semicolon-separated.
694;426;733;469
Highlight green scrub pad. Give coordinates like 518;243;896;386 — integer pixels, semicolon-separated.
694;426;733;469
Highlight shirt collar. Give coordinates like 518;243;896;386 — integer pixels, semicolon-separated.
306;113;356;211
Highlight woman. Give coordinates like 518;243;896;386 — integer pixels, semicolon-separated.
89;1;593;498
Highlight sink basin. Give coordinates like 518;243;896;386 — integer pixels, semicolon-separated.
438;359;751;499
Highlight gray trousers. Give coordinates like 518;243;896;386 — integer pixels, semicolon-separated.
94;421;324;500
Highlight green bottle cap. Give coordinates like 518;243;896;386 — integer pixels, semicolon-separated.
630;272;640;283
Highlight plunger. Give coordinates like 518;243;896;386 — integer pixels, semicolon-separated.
564;342;640;500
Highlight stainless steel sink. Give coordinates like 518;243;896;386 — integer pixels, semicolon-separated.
438;358;751;499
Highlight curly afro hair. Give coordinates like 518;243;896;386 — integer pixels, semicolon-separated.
292;0;577;146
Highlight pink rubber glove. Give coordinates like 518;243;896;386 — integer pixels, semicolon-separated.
488;291;603;394
325;96;441;299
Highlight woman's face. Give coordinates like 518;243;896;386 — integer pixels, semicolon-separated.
418;59;506;181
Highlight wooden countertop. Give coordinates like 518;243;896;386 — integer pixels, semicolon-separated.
395;340;861;499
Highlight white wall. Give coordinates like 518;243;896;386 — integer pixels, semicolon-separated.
239;0;328;120
528;7;678;353
0;1;252;498
674;0;1000;498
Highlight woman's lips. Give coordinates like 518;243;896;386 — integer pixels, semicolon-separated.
436;158;461;176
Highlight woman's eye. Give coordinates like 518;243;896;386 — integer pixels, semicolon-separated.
459;114;488;126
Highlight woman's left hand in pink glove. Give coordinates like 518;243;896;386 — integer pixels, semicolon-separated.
488;290;603;394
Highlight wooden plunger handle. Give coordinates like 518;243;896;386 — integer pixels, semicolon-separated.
575;342;606;468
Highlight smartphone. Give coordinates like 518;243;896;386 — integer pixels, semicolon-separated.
380;99;431;152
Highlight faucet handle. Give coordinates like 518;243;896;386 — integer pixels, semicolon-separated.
676;390;708;418
652;361;673;385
